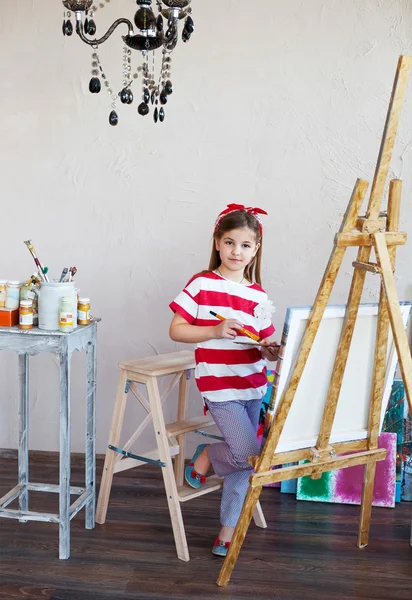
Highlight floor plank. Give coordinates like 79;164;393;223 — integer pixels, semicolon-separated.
0;452;411;600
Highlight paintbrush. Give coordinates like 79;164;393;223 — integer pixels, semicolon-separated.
68;266;77;282
59;267;68;283
23;240;49;283
209;310;260;342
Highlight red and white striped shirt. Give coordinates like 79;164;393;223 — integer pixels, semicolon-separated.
170;271;275;402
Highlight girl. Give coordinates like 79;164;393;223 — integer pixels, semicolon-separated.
169;203;278;557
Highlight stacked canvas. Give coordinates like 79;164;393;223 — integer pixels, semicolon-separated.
277;379;411;506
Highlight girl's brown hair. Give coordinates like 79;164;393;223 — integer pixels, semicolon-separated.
207;210;263;286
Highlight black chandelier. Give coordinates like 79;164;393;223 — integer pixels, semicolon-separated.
62;0;194;125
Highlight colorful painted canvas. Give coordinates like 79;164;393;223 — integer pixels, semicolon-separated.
296;432;397;508
257;370;275;441
383;379;405;502
401;385;412;501
257;371;280;488
280;465;298;494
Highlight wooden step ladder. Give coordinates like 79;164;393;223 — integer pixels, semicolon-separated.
95;350;267;561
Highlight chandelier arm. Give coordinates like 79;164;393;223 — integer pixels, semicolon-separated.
75;16;134;46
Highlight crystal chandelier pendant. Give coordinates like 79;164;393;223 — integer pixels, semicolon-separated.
61;0;195;126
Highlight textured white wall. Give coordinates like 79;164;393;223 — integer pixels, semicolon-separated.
1;0;412;455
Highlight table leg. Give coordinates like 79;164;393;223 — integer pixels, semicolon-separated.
59;349;71;560
18;354;29;517
85;340;96;530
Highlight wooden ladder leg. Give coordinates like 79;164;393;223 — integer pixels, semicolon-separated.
147;376;190;562
217;486;262;587
174;370;190;487
252;501;267;529
95;368;129;525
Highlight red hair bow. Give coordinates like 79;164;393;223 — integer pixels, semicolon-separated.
214;203;268;234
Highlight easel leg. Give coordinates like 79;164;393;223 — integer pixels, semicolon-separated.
365;181;400;449
257;179;368;472
317;245;371;448
217;486;262;587
95;369;129;525
147;376;189;562
358;461;377;548
374;232;412;417
174;370;189;487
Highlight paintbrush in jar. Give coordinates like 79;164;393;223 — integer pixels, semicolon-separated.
23;240;50;283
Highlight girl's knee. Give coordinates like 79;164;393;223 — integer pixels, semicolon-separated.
230;444;260;470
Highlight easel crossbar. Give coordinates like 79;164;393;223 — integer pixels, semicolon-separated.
250;448;386;488
335;232;406;247
248;439;369;469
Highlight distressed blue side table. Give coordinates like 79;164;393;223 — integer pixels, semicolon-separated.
0;319;99;559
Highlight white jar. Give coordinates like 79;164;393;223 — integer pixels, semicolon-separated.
38;281;76;331
59;296;74;333
5;281;21;309
0;280;7;308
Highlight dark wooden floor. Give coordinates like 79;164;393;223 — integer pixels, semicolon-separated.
0;451;411;600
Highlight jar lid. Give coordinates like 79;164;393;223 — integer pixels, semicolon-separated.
0;279;7;284
8;280;20;285
79;298;90;303
20;300;32;307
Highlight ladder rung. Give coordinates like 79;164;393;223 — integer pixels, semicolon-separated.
178;475;223;502
165;416;216;438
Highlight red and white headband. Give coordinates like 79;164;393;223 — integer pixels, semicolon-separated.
214;203;268;235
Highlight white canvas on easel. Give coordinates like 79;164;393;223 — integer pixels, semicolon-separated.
268;302;412;453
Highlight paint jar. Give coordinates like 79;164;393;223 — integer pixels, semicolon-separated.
5;281;21;309
38;281;76;331
0;280;7;307
20;285;35;302
19;300;33;330
59;297;74;333
77;298;91;325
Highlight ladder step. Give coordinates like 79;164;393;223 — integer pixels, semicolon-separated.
165;416;216;438
178;475;223;502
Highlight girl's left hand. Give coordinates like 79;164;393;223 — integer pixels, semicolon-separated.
260;339;279;361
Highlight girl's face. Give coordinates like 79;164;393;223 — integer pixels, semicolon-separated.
215;227;260;275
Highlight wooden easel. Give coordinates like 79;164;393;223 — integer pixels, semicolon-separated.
217;55;412;586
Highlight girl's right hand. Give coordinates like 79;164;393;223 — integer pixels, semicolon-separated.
215;319;243;340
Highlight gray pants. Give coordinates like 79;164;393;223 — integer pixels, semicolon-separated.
206;398;261;527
